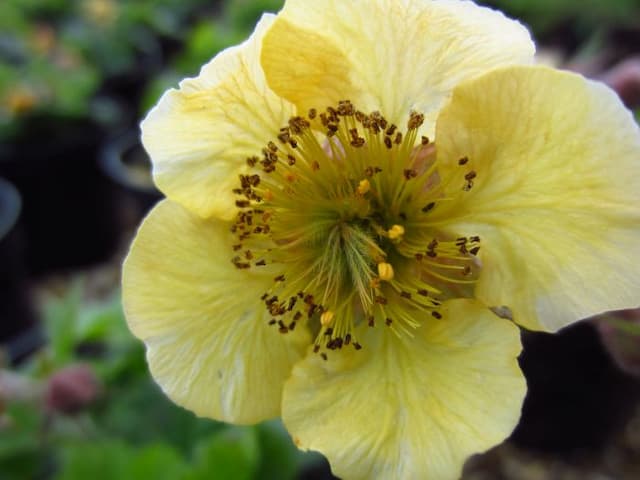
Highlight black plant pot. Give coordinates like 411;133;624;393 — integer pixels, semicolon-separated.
100;132;161;231
0;177;40;357
0;116;121;274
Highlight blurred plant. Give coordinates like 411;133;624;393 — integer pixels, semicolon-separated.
482;0;640;38
140;0;284;114
0;0;214;141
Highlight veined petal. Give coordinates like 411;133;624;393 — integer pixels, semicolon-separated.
141;14;296;220
432;65;640;332
282;299;525;480
261;0;534;138
122;200;310;423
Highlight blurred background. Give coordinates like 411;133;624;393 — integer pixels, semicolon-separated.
1;1;640;479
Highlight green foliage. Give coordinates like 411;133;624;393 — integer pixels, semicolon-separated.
481;0;639;36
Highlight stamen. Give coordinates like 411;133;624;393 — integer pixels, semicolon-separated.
228;99;483;352
388;224;405;241
377;262;394;281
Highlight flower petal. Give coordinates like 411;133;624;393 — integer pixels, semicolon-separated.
261;0;534;137
432;65;640;332
141;14;296;220
282;299;525;480
123;200;310;423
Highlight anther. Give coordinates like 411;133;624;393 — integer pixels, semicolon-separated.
357;179;371;195
388;224;405;241
403;169;418;180
458;156;469;166
407;111;425;130
422;202;436;213
377;262;394;281
320;310;335;327
431;311;442;319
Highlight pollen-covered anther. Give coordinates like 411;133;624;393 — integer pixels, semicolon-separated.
320;310;335;327
388;224;405;241
357;179;371;195
377;262;394;281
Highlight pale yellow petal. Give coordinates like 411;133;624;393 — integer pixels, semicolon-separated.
261;0;534;138
141;14;296;220
283;299;525;480
122;200;310;423
431;65;640;332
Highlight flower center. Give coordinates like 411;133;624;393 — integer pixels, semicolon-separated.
231;101;481;355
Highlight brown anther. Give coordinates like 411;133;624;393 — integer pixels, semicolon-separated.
235;200;250;208
462;265;472;276
375;296;388;305
415;253;424;261
244;250;253;260
354;342;362;350
458;156;469;166
470;246;480;256
417;289;429;297
267;141;278;153
465;171;477;181
368;316;375;327
321;353;328;361
394;132;403;144
407;111;425;130
385;318;393;326
422;202;436;213
268;319;276;325
232;244;242;251
313;345;320;353
386;124;397;136
308;108;317;119
421;136;430;145
274;274;285;282
384;136;393;149
432;311;442;319
403;169;418;180
400;291;412;299
255;259;266;266
247;156;258;167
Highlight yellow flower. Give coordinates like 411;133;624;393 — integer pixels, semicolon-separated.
123;1;640;479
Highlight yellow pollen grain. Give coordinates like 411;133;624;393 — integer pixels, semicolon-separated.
320;310;335;327
377;262;394;281
388;224;405;240
356;179;370;195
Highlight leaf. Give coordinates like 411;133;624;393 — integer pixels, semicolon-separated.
185;426;260;480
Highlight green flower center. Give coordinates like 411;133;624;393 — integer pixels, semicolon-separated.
231;101;481;355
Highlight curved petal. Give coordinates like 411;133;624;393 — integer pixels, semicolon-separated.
282;299;525;480
123;200;310;424
141;14;296;220
261;0;534;138
431;65;640;332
